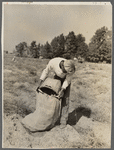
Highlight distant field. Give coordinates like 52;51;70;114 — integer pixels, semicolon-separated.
3;54;112;148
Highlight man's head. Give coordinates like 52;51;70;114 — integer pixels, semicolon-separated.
64;60;75;73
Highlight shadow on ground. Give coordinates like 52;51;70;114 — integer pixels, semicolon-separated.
55;106;91;126
68;107;91;125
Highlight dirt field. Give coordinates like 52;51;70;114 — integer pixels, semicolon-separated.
3;54;112;148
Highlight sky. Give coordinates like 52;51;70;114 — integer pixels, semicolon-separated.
3;2;112;52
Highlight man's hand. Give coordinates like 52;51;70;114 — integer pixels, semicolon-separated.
58;88;65;99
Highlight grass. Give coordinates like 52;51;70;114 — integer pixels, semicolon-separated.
3;54;112;148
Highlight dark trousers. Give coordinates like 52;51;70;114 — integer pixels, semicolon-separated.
54;75;71;125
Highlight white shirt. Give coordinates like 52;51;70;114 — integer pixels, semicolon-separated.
40;57;74;89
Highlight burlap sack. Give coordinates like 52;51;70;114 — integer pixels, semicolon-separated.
40;78;61;94
21;78;62;132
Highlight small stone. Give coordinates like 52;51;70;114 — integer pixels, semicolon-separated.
29;144;32;148
11;117;14;120
14;123;16;126
9;132;12;135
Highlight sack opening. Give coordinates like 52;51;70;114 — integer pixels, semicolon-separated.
40;87;57;96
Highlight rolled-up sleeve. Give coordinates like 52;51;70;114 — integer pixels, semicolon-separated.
62;72;74;89
40;61;52;81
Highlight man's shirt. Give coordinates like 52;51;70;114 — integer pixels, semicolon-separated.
40;57;75;89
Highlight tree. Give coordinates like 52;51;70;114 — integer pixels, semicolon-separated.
40;44;47;58
22;42;27;48
99;40;111;63
30;41;39;58
57;34;66;57
64;31;77;58
15;42;27;57
76;34;89;58
76;34;85;43
37;43;40;58
87;26;112;63
43;42;53;58
51;33;65;57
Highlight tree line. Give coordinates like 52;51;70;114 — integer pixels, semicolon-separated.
14;26;112;63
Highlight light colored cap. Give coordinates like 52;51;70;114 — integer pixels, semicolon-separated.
64;60;75;73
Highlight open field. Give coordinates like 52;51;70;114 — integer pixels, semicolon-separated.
3;54;112;148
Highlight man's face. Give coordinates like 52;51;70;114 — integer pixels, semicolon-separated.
62;64;67;73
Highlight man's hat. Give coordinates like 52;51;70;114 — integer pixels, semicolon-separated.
64;60;75;73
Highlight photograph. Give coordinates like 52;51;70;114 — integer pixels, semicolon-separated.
2;2;112;149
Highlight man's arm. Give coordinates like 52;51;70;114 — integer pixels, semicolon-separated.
36;60;52;92
62;72;74;89
40;60;52;81
58;72;74;98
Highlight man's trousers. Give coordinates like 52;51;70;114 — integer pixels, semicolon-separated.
54;75;71;125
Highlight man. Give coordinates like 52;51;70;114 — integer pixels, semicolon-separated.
37;57;75;129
